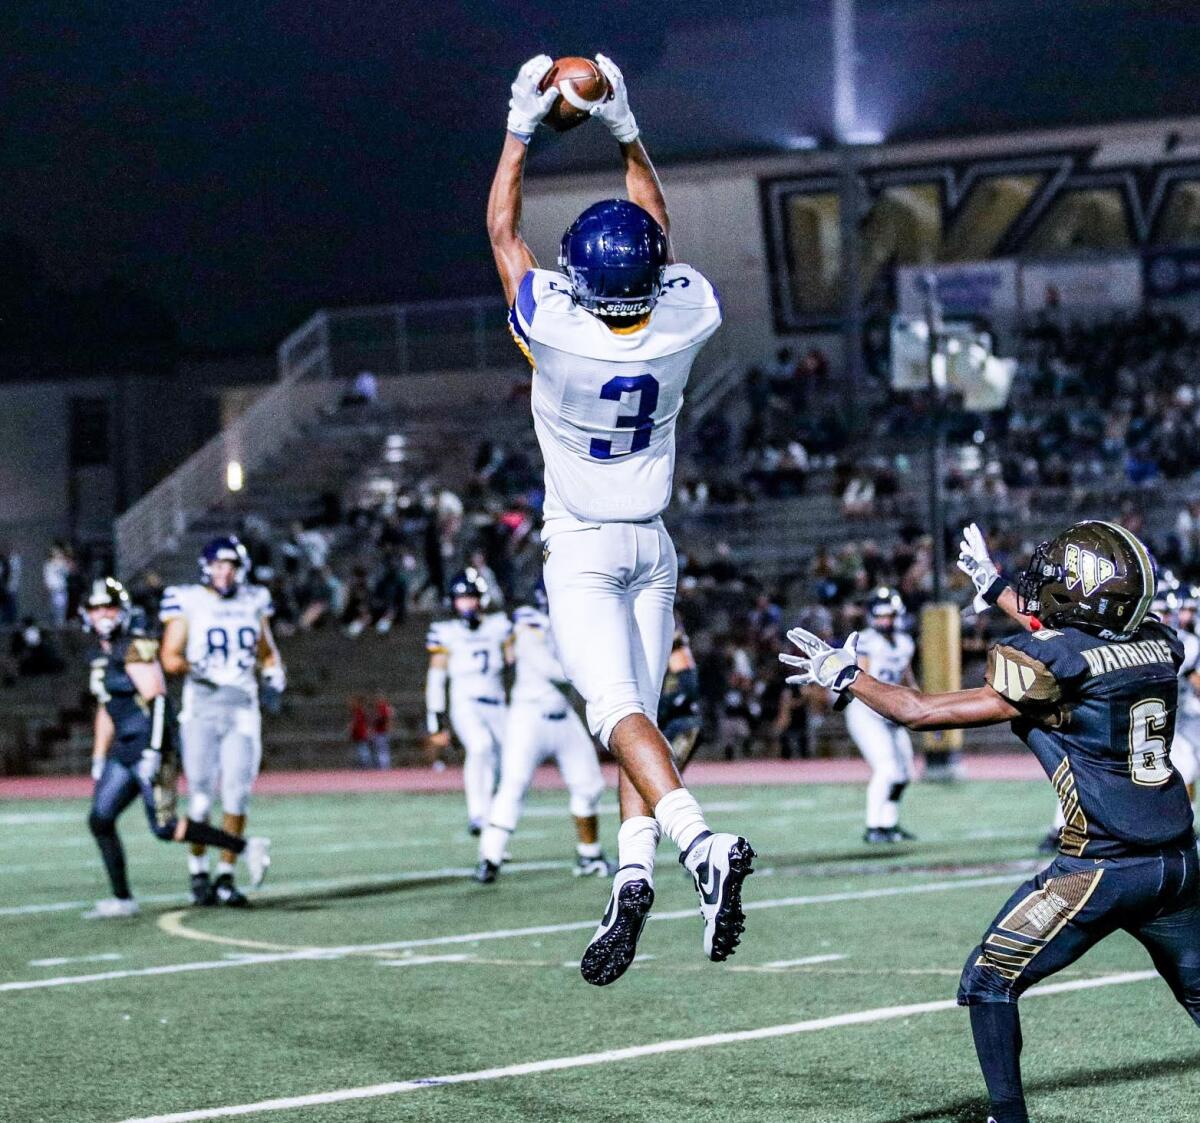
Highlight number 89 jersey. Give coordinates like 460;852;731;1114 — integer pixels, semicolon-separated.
426;613;511;702
509;265;721;525
987;620;1193;858
160;583;273;699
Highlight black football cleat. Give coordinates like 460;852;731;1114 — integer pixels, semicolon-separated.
685;832;756;962
887;826;917;842
467;820;483;837
473;859;499;885
189;872;215;906
573;852;616;878
863;827;894;844
580;867;654;987
212;872;249;907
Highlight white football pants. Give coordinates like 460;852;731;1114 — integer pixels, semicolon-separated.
450;697;507;826
542;520;676;748
846;700;914;829
180;703;263;819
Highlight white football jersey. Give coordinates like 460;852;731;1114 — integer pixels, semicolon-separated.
426;613;511;701
510;605;570;706
1179;630;1200;716
160;583;273;697
858;628;915;685
509;264;722;525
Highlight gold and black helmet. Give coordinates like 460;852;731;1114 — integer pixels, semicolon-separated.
1016;520;1156;639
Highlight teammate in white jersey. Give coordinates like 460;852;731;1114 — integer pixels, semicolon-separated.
489;54;754;986
425;569;513;834
475;588;613;884
1167;586;1200;802
160;536;284;906
845;590;919;843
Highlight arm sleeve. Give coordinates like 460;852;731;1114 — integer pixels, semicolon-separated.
159;586;185;621
148;694;167;752
425;665;448;734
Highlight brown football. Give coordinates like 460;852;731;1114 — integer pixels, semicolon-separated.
538;56;610;133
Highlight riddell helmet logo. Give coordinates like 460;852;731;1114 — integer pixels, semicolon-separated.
1064;544;1116;597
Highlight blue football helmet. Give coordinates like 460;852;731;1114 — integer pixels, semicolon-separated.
558;199;668;318
449;568;489;627
199;535;249;595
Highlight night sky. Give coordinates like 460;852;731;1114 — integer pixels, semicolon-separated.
5;0;1200;351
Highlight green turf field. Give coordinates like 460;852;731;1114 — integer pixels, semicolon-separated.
2;779;1197;1122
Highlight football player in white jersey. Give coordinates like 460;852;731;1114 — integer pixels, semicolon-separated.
845;590;919;843
425;569;513;834
488;54;755;986
1165;586;1200;802
475;586;613;884
160;536;284;906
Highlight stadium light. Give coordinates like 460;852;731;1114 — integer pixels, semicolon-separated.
226;460;244;492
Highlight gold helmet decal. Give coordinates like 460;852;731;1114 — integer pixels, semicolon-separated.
1064;543;1117;598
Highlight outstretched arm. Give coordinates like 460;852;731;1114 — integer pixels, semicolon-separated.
487;134;538;307
488;56;558;306
779;625;1021;731
958;523;1038;632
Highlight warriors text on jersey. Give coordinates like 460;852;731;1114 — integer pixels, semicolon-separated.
987;621;1194;857
159;583;273;703
509;264;722;525
88;635;162;764
425;613;512;703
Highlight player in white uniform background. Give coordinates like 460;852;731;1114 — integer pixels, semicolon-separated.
425;569;512;835
160;536;283;905
844;590;919;843
475;586;612;884
488;54;755;986
1166;585;1200;802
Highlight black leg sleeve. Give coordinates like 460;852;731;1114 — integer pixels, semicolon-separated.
968;1002;1029;1123
180;819;246;853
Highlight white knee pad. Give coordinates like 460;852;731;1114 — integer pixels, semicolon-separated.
187;789;214;822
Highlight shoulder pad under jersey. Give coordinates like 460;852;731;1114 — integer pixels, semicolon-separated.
987;628;1085;706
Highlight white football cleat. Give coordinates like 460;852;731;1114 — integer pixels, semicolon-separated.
83;897;140;920
244;836;271;888
580;866;654;987
685;831;756;961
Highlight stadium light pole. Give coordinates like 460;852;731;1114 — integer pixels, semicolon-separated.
833;0;865;431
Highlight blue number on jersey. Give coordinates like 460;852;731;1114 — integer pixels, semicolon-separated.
474;649;490;675
206;625;259;668
589;375;660;460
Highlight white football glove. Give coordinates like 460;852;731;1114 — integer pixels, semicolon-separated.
589;54;639;143
90;756;105;782
779;627;861;693
135;749;161;786
261;662;286;694
957;522;1004;612
506;55;559;141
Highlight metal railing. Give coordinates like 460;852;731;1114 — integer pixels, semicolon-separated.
114;296;510;575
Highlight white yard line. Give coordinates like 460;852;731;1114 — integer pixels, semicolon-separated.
0;860;572;918
28;952;124;967
759;954;847;968
112;970;1158;1123
2;872;1021;993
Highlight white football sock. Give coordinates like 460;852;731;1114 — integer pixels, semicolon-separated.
576;841;603;860
187;854;209;875
616;816;661;882
216;860;236;877
654;788;710;856
479;824;510;867
866;770;892;829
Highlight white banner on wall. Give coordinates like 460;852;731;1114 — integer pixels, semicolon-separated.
896;260;1020;319
1021;257;1142;313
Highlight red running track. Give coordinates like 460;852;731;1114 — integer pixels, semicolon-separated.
0;754;1044;801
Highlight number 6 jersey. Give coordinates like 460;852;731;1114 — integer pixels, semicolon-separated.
986;619;1193;858
508;264;721;526
160;583;273;704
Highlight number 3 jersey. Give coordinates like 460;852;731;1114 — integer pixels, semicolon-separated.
426;613;512;704
159;583;273;706
987;620;1193;857
508;265;722;526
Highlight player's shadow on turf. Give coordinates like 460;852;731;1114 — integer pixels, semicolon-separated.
261;876;471;910
876;1051;1200;1122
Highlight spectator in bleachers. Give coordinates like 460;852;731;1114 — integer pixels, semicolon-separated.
43;542;74;627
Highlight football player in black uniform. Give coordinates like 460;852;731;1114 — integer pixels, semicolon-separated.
83;579;270;918
782;521;1199;1123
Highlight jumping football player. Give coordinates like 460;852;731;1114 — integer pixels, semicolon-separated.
844;589;918;843
488;54;754;986
474;586;612;883
160;536;283;906
83;578;269;918
425;568;512;835
783;520;1200;1123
